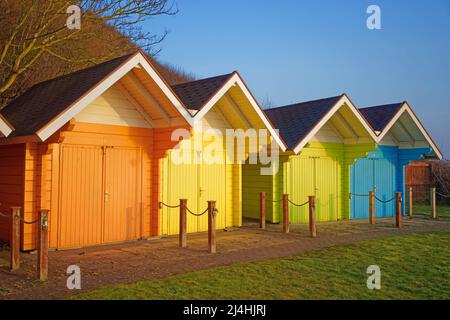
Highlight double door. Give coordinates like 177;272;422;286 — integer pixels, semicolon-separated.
287;155;341;223
160;151;228;235
58;145;142;248
351;156;397;218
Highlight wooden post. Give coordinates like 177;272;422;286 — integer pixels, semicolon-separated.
10;207;21;271
409;187;413;219
308;196;316;238
179;199;187;248
260;192;266;229
282;194;289;234
208;201;217;254
37;209;49;281
369;191;375;225
395;193;402;228
431;187;437;219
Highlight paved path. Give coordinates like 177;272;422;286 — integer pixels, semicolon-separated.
1;216;449;300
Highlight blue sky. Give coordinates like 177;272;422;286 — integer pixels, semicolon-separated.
144;0;450;157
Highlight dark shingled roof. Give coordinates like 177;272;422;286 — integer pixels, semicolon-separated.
360;103;403;132
265;95;343;150
0;53;134;137
172;73;234;111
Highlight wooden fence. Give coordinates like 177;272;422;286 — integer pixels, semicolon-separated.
406;161;432;202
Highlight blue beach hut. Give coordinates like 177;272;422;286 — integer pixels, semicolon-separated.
350;102;442;218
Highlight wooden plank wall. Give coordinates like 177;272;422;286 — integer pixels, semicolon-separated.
405;160;431;201
0;144;25;242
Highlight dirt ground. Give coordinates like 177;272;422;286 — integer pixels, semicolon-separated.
1;216;449;300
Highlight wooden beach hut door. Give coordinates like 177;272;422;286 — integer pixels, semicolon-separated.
58;145;141;249
351;148;397;219
288;155;340;223
161;152;228;235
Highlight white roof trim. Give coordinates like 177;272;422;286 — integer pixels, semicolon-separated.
0;115;13;137
192;73;287;152
378;102;443;159
36;52;194;141
293;95;378;154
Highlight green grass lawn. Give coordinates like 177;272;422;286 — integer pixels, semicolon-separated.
72;232;450;300
411;204;450;218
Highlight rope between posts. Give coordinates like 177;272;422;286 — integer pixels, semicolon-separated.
186;207;210;217
159;202;181;209
350;193;369;197
375;195;397;203
270;199;283;203
159;201;213;217
20;217;39;225
0;211;38;224
288;199;310;207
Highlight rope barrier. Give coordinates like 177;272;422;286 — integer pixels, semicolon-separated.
186;207;209;217
0;212;38;224
288;199;310;207
20;217;38;225
375;195;397;203
350;193;369;197
159;202;181;209
158;201;213;217
270;199;283;203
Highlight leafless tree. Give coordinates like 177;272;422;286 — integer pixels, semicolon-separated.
260;95;275;109
0;0;178;105
432;160;450;202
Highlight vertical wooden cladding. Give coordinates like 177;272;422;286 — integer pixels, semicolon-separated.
285;143;342;223
52;124;151;249
58;144;142;248
159;132;240;236
103;147;142;243
152;127;186;236
0;144;25;242
242;142;376;224
8;123;155;250
58;145;104;247
350;146;431;219
158;109;242;236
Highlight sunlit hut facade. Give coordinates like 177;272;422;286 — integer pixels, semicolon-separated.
160;73;286;235
0;51;285;250
242;94;379;223
0;51;194;250
351;102;442;218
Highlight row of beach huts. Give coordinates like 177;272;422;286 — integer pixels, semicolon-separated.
0;51;441;250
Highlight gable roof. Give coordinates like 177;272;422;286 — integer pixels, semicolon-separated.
360;103;403;132
171;72;287;151
265;95;342;150
1;54;134;138
172;73;234;111
0;51;194;141
265;94;378;153
362;101;443;159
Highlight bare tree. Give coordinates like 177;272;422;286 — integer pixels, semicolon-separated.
0;0;178;105
432;160;450;200
260;95;275;109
